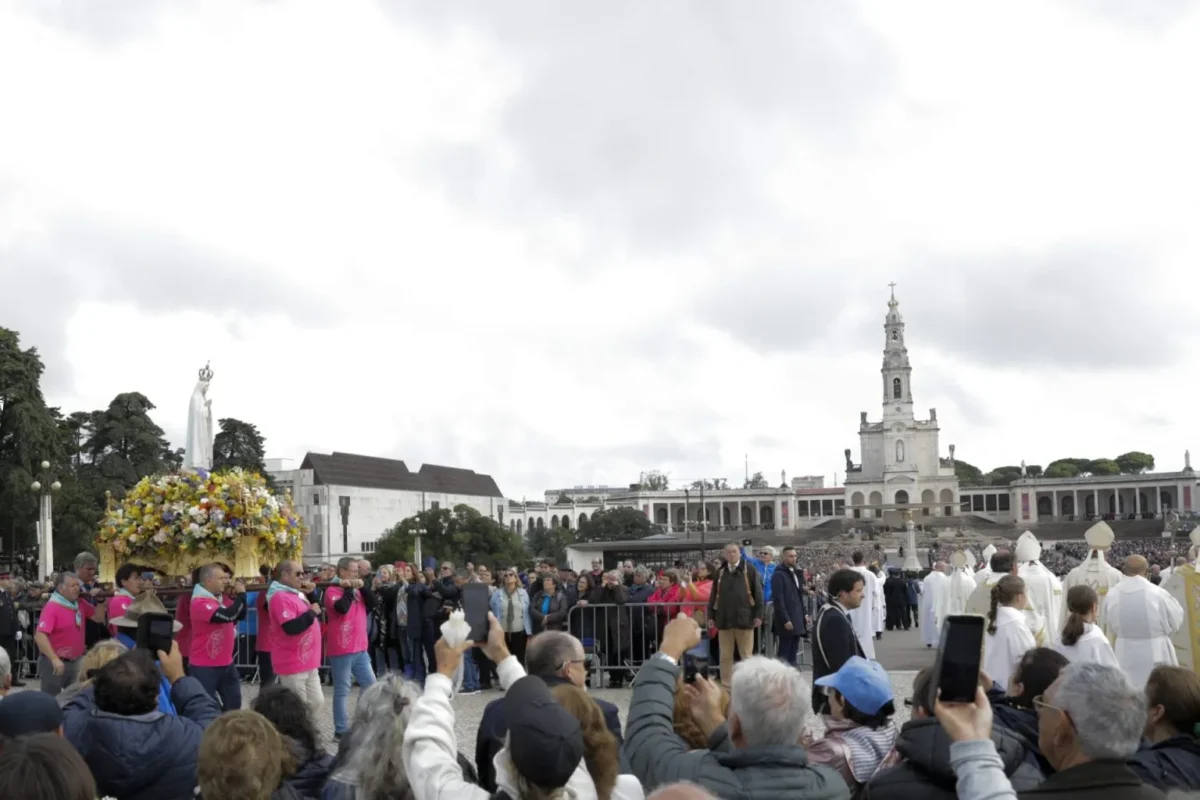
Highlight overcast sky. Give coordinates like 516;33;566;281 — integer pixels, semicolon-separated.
2;0;1198;500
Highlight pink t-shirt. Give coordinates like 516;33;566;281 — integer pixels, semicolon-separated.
36;599;94;660
270;590;321;675
108;592;135;636
175;594;192;656
324;585;368;657
189;592;237;668
255;592;273;653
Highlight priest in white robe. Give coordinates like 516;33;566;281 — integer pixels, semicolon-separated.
966;548;1048;645
849;555;879;659
920;562;949;648
1016;531;1064;641
1107;555;1183;687
937;551;976;624
872;564;886;637
974;544;997;586
1060;521;1123;637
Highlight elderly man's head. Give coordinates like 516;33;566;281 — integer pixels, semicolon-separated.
526;632;588;688
727;657;810;749
73;552;98;584
1037;662;1146;771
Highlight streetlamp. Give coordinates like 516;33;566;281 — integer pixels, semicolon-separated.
31;460;61;581
413;525;426;571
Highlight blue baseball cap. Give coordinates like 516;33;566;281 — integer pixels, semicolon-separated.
813;656;893;715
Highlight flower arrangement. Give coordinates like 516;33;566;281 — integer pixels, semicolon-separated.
97;467;304;566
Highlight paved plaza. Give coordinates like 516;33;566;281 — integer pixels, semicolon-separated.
26;628;932;751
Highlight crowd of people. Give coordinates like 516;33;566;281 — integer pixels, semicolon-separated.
0;530;1198;798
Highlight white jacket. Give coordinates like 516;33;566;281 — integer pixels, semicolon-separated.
402;655;603;800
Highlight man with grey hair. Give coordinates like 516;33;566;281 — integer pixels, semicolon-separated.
623;615;848;799
935;661;1159;799
33;572;103;696
73;551;107;647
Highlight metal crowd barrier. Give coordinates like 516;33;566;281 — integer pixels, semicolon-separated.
559;600;809;686
9;597;811;683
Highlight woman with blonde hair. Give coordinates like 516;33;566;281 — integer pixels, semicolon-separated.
55;639;128;708
198;709;298;800
550;683;643;800
983;574;1036;692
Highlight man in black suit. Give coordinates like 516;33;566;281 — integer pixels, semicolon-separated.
812;568;867;714
771;547;810;667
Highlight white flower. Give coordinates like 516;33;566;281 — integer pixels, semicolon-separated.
189;522;201;534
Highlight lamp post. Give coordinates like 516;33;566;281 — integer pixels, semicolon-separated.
31;461;61;581
413;525;426;571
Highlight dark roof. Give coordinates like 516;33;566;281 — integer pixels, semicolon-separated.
298;452;503;498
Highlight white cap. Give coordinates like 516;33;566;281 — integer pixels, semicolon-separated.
1084;520;1115;550
951;551;967;568
982;544;997;562
1015;530;1041;562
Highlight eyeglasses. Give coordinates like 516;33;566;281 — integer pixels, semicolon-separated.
1032;695;1063;716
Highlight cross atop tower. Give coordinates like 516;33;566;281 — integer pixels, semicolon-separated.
888;281;897;299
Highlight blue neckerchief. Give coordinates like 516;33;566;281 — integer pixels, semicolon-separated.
266;580;304;601
330;576;341;584
49;591;81;626
115;588;137;599
192;585;219;602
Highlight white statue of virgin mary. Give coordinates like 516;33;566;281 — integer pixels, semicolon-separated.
184;363;214;470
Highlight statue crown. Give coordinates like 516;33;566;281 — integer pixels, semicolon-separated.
199;362;214;381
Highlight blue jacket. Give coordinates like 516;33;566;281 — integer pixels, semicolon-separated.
114;632;177;716
1128;735;1200;791
64;675;221;800
745;548;777;603
489;586;533;635
770;565;809;637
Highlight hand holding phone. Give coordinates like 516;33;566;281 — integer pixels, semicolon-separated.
461;583;490;643
930;615;985;710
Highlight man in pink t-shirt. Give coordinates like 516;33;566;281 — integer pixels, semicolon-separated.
107;563;145;637
325;556;379;737
34;572;100;696
188;563;248;710
269;559;324;720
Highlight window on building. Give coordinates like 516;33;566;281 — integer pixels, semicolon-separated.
896;440;905;462
891;330;898;341
972;495;984;512
985;494;998;512
892;377;902;399
362;540;376;553
998;494;1011;511
313;493;319;505
431;501;440;511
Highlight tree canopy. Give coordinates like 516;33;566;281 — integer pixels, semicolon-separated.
639;470;669;490
743;471;769;489
575;507;656;544
959;451;1158;487
374;505;528;570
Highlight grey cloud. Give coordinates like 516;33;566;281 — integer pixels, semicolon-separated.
391;1;896;251
694;245;1190;370
921;364;995;428
0;213;341;392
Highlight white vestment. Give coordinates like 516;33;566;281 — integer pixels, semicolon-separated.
1053;622;1120;669
937;568;976;623
984;606;1037;691
848;566;878;659
1019;562;1064;642
974;566;993;587
1105;575;1184;689
920;571;947;647
965;573;1048;645
1061;553;1123;636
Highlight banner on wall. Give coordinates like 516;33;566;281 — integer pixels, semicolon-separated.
781;502;789;527
1021;492;1030;520
642;504;650;517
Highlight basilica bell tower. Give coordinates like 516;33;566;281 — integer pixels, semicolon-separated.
881;283;914;424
